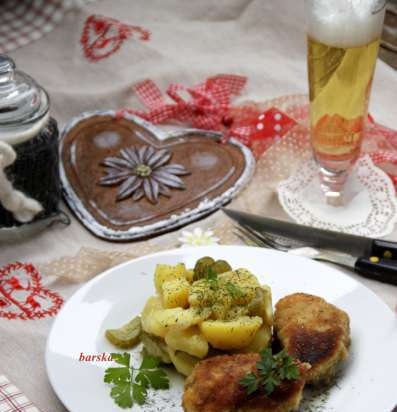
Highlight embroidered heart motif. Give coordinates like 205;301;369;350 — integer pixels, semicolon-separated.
60;112;254;241
80;15;150;62
0;263;63;320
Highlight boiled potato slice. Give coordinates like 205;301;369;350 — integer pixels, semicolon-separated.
153;307;206;331
184;269;194;283
224;305;250;320
189;278;216;308
162;277;190;308
218;269;259;305
237;326;272;353
165;326;209;358
189;268;260;311
211;300;232;320
168;349;200;376
141;296;167;337
141;296;163;315
200;316;263;350
154;263;187;293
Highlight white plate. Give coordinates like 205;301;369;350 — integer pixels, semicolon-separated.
45;246;397;412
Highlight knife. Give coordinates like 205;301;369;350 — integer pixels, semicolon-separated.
223;208;397;286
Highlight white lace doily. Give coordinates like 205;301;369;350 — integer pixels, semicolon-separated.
277;155;397;237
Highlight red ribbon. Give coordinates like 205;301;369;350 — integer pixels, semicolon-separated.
117;75;246;129
116;75;297;156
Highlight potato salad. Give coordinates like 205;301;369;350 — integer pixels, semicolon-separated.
139;257;273;376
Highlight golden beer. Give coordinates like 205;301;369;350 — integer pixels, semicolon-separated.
308;36;380;162
306;0;386;201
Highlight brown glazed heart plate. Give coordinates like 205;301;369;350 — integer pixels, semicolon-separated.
60;111;255;241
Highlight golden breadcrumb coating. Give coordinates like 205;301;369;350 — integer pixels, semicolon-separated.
274;293;350;384
183;353;309;412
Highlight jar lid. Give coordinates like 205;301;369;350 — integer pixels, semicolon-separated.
0;55;49;128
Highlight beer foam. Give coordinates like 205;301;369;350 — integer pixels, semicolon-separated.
306;0;386;48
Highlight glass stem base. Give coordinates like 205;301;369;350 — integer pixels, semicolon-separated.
318;165;349;206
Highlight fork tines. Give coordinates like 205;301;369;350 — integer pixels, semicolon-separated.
233;224;291;251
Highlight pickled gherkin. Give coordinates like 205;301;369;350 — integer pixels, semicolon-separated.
193;257;232;281
141;332;172;364
211;260;232;275
193;257;215;280
248;286;273;326
105;316;142;349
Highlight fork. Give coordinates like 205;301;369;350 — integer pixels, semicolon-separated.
233;224;358;269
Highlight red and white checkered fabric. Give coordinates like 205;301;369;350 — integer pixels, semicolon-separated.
117;76;298;156
0;375;40;412
0;0;94;54
120;75;247;130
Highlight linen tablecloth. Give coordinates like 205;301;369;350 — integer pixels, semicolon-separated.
0;1;396;411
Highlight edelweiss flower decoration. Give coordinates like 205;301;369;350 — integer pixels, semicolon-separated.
178;228;220;247
99;145;190;204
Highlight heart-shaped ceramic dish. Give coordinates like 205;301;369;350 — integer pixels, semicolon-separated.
60;111;254;241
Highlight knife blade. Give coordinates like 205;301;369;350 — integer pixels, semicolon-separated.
224;208;397;286
222;208;397;259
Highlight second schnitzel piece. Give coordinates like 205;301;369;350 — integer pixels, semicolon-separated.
274;293;350;384
183;353;309;412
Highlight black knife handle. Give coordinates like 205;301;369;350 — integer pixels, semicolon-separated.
355;257;397;286
371;240;397;260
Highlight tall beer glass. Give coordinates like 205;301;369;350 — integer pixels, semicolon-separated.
305;0;386;204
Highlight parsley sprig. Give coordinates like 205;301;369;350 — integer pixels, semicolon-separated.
104;353;169;409
240;349;300;396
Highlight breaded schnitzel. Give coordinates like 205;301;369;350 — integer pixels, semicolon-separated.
183;353;309;412
274;293;350;384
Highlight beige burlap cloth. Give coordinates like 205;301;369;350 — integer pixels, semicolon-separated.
0;1;396;412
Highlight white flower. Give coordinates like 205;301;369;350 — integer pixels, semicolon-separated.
178;228;220;247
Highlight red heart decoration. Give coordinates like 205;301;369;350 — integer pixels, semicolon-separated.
0;263;63;320
80;15;150;62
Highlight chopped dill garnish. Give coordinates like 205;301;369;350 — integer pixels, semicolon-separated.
225;281;245;298
204;268;219;290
